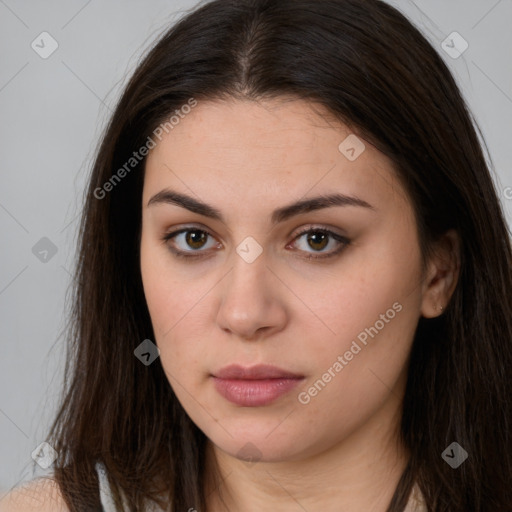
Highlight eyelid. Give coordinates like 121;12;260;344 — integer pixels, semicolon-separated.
290;223;347;240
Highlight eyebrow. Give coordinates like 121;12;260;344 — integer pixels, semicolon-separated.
147;189;375;225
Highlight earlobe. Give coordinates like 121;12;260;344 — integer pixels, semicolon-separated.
421;295;446;319
423;303;445;318
420;230;460;319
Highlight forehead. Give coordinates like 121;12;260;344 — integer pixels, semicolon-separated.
143;98;408;214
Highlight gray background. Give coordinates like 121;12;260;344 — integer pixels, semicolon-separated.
0;0;511;494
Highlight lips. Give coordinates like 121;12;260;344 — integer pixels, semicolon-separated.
211;364;305;407
213;364;303;380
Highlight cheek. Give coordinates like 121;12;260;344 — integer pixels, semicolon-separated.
140;234;181;344
140;240;172;337
140;235;214;378
303;250;421;359
298;290;417;400
294;292;418;444
141;228;193;331
295;232;422;399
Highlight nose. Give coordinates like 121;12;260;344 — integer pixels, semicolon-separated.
215;252;288;341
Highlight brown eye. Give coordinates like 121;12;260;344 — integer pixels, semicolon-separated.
306;231;329;251
185;230;208;249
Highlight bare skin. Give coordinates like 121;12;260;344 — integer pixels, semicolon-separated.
0;478;68;512
140;98;459;512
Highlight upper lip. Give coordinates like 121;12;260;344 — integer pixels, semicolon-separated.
212;364;304;380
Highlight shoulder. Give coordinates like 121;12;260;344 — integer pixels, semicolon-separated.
0;477;69;512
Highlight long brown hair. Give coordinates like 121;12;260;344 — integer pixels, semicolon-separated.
44;0;512;510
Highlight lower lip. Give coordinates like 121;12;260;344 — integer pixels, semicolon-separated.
212;377;304;406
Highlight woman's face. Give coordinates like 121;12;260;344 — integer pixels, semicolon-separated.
140;98;428;463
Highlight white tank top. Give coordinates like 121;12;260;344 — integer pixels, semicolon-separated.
95;461;121;512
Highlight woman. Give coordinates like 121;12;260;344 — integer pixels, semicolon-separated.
3;0;511;510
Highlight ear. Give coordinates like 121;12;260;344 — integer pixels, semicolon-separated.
420;229;461;319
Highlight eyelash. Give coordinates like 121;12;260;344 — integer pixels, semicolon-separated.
161;225;351;261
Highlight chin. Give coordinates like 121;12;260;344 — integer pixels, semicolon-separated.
204;421;314;463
